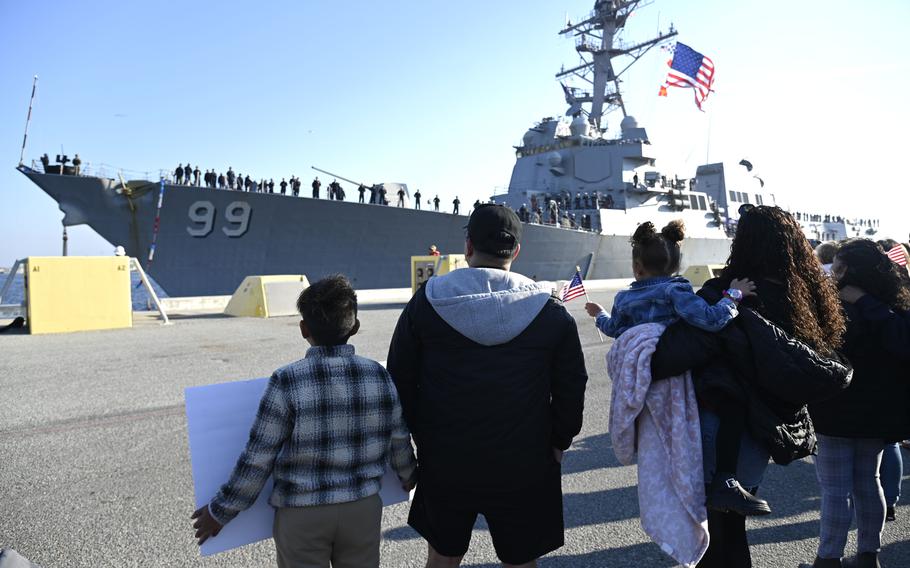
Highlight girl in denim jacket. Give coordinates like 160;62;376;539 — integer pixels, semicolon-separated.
586;220;771;517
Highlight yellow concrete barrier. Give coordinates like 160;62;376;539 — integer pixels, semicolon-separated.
224;275;310;318
411;254;467;293
26;256;132;334
682;264;725;287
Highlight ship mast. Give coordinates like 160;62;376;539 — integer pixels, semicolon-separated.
556;0;677;134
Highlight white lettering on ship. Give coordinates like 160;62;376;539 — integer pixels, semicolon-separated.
186;201;252;238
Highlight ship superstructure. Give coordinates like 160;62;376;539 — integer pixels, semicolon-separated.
495;0;875;243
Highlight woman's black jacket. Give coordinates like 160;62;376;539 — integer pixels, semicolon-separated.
650;278;853;465
809;295;910;441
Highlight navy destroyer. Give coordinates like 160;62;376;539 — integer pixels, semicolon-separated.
17;0;877;297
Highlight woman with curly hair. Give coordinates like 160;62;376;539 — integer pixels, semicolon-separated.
801;239;910;568
650;205;852;568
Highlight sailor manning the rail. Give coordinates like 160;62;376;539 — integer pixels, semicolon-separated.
453;196;460;215
397;187;406;207
433;195;440;211
414;189;421;209
312;177;321;199
358;184;366;203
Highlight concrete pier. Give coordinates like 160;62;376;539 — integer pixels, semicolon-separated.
1;290;908;567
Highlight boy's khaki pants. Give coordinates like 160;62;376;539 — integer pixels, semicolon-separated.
273;494;382;568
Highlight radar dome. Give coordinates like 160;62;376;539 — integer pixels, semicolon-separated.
548;151;563;167
522;130;536;146
570;115;588;137
620;115;639;131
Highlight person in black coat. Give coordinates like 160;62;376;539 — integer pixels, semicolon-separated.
799;239;910;568
651;206;851;568
184;163;192;185
387;205;587;566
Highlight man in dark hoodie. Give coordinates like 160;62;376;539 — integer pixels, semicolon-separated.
387;204;588;568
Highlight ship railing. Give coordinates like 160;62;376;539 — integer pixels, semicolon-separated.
575;37;602;52
30;158;167;181
79;163;161;181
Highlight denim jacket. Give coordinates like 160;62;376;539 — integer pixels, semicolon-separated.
595;276;738;338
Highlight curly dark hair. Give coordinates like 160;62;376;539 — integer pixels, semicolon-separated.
296;274;358;344
835;239;910;311
631;220;685;275
722;206;845;353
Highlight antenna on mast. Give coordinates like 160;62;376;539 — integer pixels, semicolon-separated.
19;75;38;166
556;1;676;134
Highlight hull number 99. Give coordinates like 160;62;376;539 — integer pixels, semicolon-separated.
186;201;251;237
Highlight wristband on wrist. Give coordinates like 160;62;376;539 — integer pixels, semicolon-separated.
724;288;743;302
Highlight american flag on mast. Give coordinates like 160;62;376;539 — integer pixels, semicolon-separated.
561;270;587;303
658;42;716;111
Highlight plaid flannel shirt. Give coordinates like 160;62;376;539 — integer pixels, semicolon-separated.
209;344;417;525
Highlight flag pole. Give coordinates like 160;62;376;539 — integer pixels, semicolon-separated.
576;265;605;343
19;75;37;167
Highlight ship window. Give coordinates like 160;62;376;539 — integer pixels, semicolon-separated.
756;194;764;205
742;193;750;204
690;195;699;209
697;195;707;210
729;190;736;202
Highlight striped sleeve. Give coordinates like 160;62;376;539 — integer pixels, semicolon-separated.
209;371;293;525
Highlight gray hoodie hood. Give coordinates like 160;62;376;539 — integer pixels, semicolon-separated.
425;268;554;346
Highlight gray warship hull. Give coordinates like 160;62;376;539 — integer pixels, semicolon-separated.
20;169;731;297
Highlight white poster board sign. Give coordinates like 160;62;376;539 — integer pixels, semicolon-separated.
185;377;409;556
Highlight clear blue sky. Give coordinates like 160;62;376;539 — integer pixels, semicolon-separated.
2;0;908;266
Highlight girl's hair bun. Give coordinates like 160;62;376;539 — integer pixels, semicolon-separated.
661;220;685;243
631;222;658;246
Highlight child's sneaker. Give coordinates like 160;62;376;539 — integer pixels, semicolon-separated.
706;473;771;516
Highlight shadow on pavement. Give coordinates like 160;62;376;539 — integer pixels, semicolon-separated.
561;432;623;475
464;541;676;567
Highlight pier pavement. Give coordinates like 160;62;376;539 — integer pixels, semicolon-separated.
1;290;907;567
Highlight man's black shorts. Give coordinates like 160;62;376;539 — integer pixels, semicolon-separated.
407;464;564;565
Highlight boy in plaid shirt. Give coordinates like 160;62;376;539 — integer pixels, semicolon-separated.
192;275;417;567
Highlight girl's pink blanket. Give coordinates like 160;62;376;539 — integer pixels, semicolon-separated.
608;323;709;567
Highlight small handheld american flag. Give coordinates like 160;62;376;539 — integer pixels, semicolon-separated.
887;244;908;267
562;268;604;342
561;270;586;303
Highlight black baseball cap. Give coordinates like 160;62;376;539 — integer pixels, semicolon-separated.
466;204;522;258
